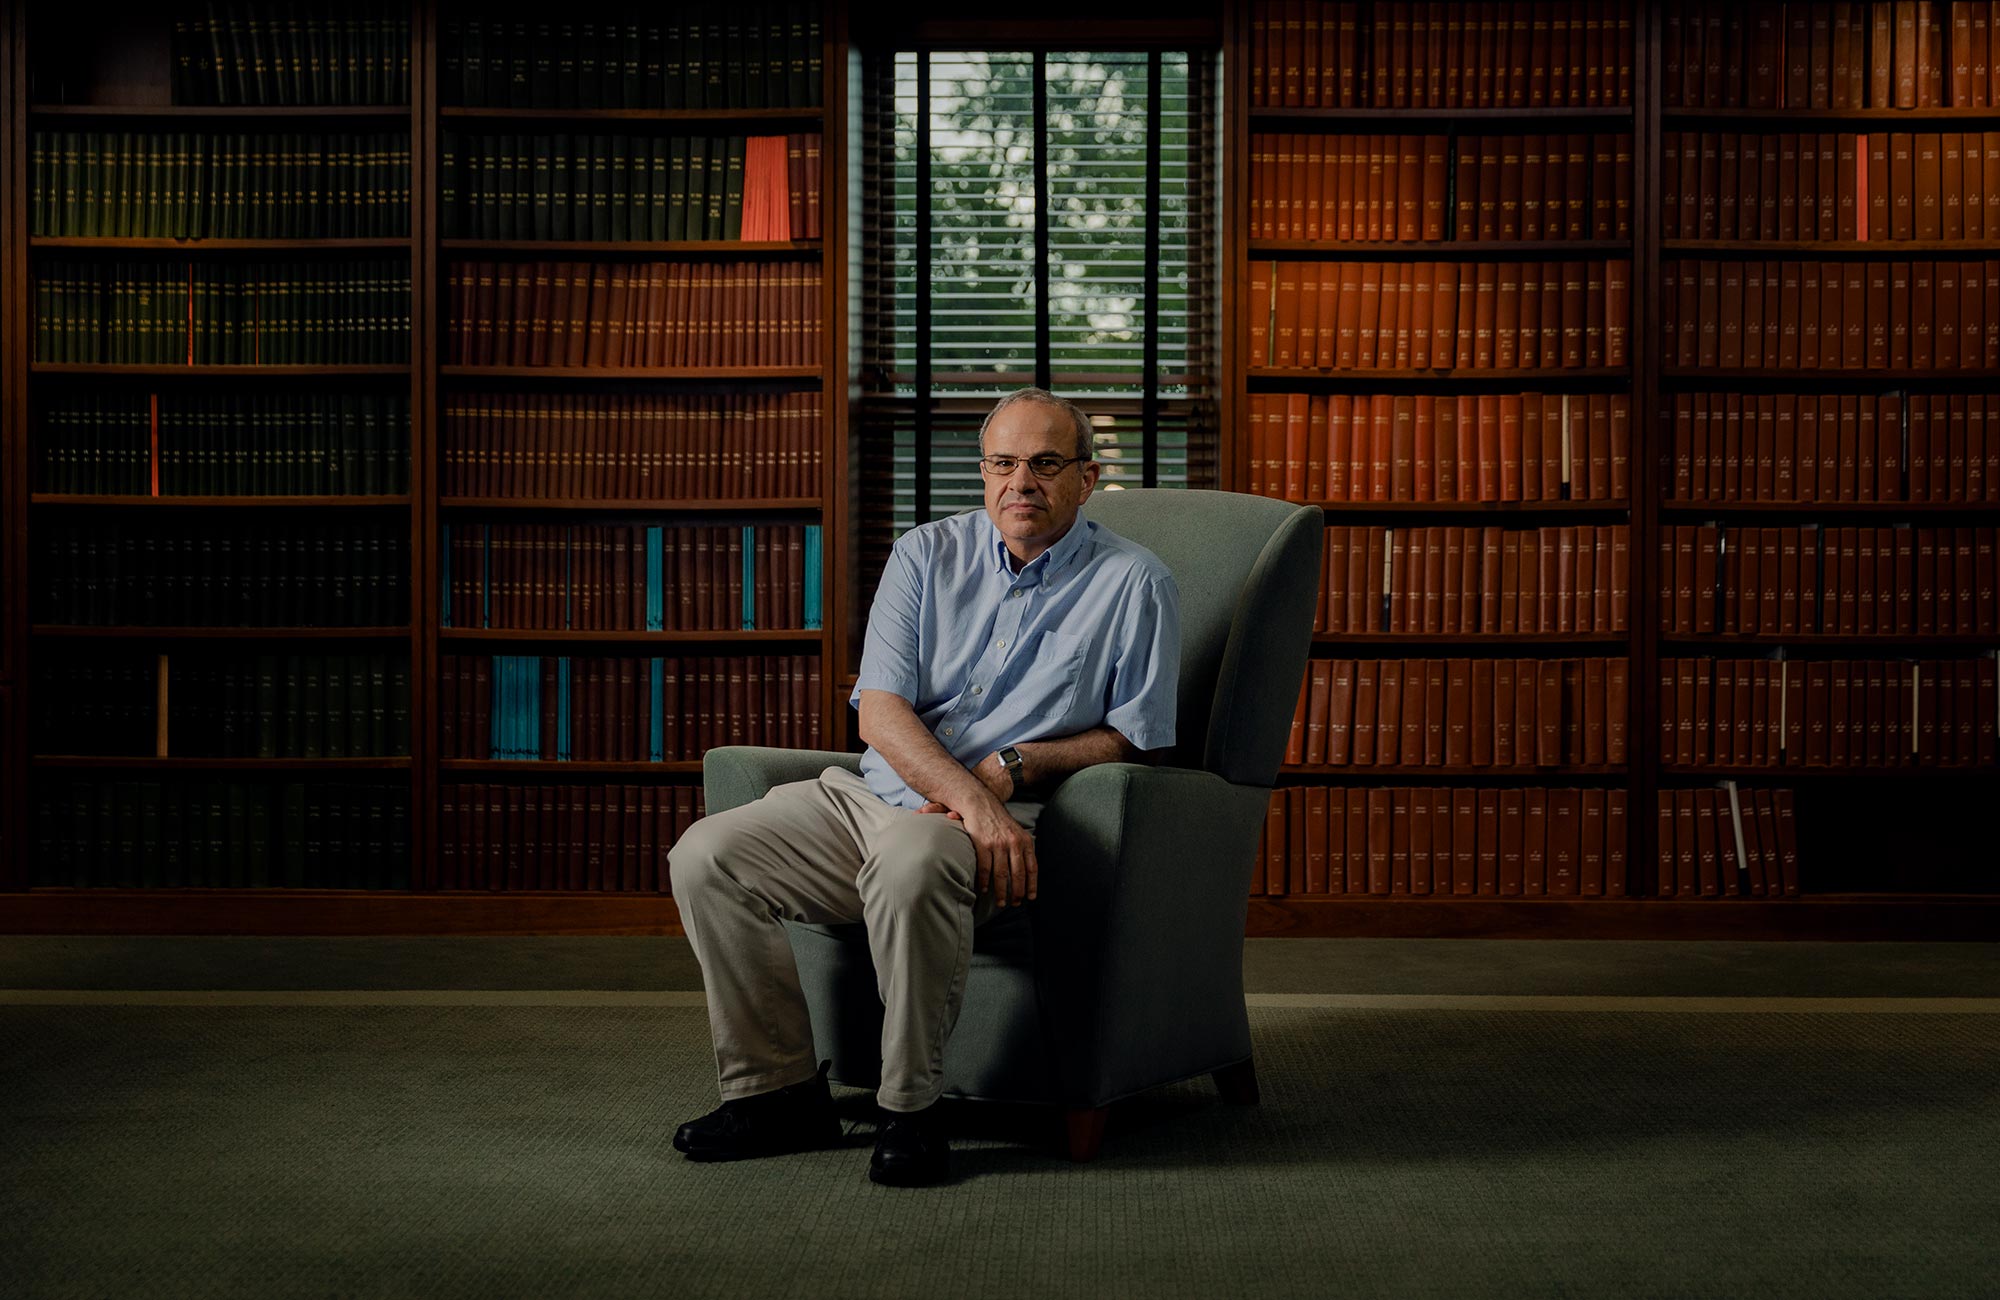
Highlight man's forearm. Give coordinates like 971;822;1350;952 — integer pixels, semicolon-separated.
856;690;1002;814
1012;725;1141;796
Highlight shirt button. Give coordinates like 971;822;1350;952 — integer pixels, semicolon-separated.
943;727;954;737
997;640;1007;649
972;685;982;695
1012;590;1022;599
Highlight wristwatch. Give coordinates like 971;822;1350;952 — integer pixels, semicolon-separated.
997;746;1025;799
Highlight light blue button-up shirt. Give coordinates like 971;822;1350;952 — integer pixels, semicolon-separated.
849;508;1181;811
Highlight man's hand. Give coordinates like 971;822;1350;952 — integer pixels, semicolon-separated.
915;794;1038;906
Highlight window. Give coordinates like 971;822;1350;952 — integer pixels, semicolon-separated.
856;46;1220;587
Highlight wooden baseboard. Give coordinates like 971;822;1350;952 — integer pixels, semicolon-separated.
0;890;687;937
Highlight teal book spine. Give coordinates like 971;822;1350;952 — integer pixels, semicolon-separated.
742;525;757;629
646;526;664;631
557;657;572;761
805;524;822;629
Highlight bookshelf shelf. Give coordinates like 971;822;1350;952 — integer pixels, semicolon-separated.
1248;367;1632;387
438;628;824;646
1659;500;2000;518
440;240;822;257
439;366;820;382
1279;764;1629;780
32;495;413;509
1312;633;1629;649
1662;107;2000;125
440;497;821;514
30;364;412;378
30;237;414;253
1250;239;1632;259
1661;368;1999;388
440;760;705;777
1251;107;1633;126
440;107;824;126
31;627;413;641
32;756;414;772
29;104;411;121
1663;239;2000;257
1660;634;2000;650
1660;766;2000;782
1308;499;1631;517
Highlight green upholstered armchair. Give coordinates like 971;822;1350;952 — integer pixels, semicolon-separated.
700;489;1323;1160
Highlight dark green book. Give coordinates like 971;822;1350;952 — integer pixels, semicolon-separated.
704;144;727;240
508;18;532;108
703;13;727;108
668;137;691;241
246;784;271;887
609;138;631;243
369;655;390;754
554;21;578;108
301;654;325;758
256;654;279;758
460;16;484;105
646;136;668;241
323;655;349;759
724;136;746;240
531;134;553;240
531;20;555;109
683;10;706;108
280;783;305;887
590;135;612;241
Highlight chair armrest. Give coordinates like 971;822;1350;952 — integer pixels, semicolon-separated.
702;747;863;816
1029;762;1273;1104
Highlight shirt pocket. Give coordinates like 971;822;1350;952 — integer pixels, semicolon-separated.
1024;629;1090;721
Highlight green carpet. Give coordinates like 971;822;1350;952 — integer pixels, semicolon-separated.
4;997;1996;1299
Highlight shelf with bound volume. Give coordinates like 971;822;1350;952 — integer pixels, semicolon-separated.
441;240;821;257
1312;633;1629;649
31;238;414;252
1662;107;2000;125
438;629;824;646
439;366;820;381
1312;499;1631;517
31;626;413;641
1250;107;1633;125
29;104;411;121
1663;240;2000;256
1661;369;1999;387
1659;500;2000;518
440;759;704;777
1280;764;1629;780
1248;367;1632;385
32;364;413;378
32;495;413;509
1660;635;2000;651
1251;240;1631;259
1659;767;1999;782
440;497;820;514
32;756;413;772
440;107;823;125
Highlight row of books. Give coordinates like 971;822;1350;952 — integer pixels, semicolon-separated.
35;653;412;759
1660;656;2000;769
1247;2;1634;109
442;653;822;763
29;132;410;241
1661;258;2000;372
442;133;820;243
1253;785;1633;899
1666;391;2000;504
1247;133;1632;244
171;3;411;106
1246;392;1630;504
440;524;822;632
35;393;411;497
35;260;411;366
1655;786;1801;901
443;5;823;110
1248;259;1632;371
1285;656;1630;770
31;780;411;890
1662;524;2000;636
1661;131;2000;243
441;392;821;502
1316;525;1632;636
1662;2;2000;109
445;260;819;368
32;523;409;627
436;783;706;893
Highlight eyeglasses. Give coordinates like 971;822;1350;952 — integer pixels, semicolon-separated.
977;454;1090;480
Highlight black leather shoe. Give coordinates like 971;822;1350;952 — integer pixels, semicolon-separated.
868;1105;950;1187
673;1062;841;1162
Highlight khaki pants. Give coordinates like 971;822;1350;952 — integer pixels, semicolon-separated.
667;766;1039;1113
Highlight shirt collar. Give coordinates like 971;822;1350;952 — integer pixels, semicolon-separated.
985;510;1094;582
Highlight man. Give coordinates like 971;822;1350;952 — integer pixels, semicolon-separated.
667;387;1180;1186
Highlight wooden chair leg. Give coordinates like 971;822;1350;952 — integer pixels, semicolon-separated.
1212;1057;1260;1105
1064;1106;1108;1162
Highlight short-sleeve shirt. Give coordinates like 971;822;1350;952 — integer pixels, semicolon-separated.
849;508;1181;811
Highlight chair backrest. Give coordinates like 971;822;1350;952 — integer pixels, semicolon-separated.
1081;489;1322;788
